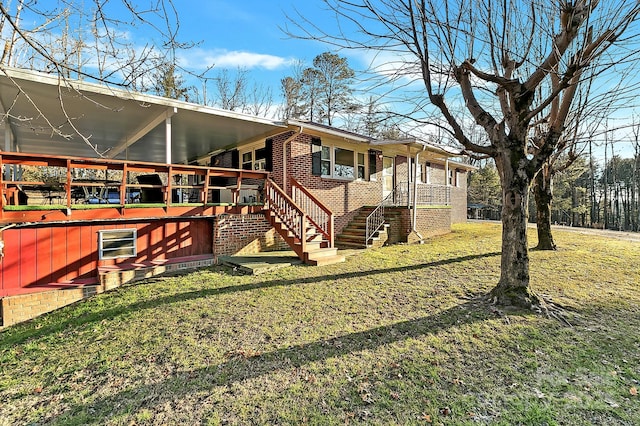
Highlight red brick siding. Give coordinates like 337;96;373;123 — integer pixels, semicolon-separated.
286;135;385;234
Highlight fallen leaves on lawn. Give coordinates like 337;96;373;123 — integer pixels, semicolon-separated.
439;407;451;416
630;387;638;396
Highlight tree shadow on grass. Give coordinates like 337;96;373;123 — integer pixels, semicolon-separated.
50;298;497;424
1;251;501;347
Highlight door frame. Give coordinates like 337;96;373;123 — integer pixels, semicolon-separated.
382;156;394;199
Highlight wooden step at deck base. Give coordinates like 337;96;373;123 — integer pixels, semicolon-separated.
305;247;345;266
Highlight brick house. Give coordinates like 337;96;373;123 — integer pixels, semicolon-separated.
210;120;474;248
0;67;473;326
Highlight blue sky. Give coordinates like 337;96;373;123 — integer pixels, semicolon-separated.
5;0;638;159
171;1;350;97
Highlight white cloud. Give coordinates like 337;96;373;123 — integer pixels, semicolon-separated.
178;48;295;71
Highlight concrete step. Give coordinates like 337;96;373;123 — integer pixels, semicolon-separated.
306;247;339;259
305;254;346;266
335;241;371;250
339;228;367;236
335;234;368;243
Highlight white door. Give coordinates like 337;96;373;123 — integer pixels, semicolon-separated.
382;156;394;199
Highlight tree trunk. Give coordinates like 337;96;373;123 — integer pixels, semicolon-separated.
533;168;557;250
488;152;540;308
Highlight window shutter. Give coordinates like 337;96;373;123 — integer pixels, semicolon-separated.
265;138;273;172
368;150;378;181
231;149;239;169
311;137;322;176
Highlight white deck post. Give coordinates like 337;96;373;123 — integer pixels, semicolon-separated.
4;118;12;180
165;114;172;164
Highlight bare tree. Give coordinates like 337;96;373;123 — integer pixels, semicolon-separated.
532;56;640;249
215;68;248;111
287;0;640;309
244;81;274;117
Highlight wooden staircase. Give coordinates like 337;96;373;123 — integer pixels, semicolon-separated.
336;207;400;249
264;178;345;266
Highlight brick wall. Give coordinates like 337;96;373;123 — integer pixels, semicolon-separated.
213;213;288;257
450;185;468;223
394;155;410;189
429;163;447;185
1;286;102;327
385;206;451;243
286;135;385;234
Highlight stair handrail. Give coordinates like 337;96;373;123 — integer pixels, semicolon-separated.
365;189;395;245
264;179;307;254
290;177;334;247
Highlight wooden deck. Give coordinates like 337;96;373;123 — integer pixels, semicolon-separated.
0;151;269;224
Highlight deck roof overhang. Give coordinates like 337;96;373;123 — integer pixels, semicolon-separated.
0;67;286;164
371;138;463;159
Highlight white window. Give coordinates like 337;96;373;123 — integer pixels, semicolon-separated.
240;146;268;171
320;145;366;180
357;152;366;180
99;229;137;260
334;147;355;178
242;152;253;170
448;169;455;186
321;146;331;176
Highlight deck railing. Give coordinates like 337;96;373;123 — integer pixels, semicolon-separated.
264;179;307;254
290;177;334;247
365;190;395;245
392;183;451;206
0;151;268;221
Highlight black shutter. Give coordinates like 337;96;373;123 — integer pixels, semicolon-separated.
265;138;273;172
311;137;322;176
368;149;378;181
231;149;239;169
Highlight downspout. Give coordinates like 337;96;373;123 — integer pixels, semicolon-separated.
282;125;303;194
445;158;450;205
406;145;411;207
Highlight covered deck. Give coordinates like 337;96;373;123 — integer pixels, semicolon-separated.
0;151;269;224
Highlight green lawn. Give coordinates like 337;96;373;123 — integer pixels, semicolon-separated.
1;222;639;425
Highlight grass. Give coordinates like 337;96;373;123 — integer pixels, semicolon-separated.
1;222;639;425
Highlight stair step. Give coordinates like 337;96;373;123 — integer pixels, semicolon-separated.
306;246;339;259
336;234;371;243
306;233;325;242
305;254;346;266
339;229;367;236
345;223;367;229
335;241;371;249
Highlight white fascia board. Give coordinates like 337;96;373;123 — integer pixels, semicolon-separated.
286;119;371;143
1;66;283;127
